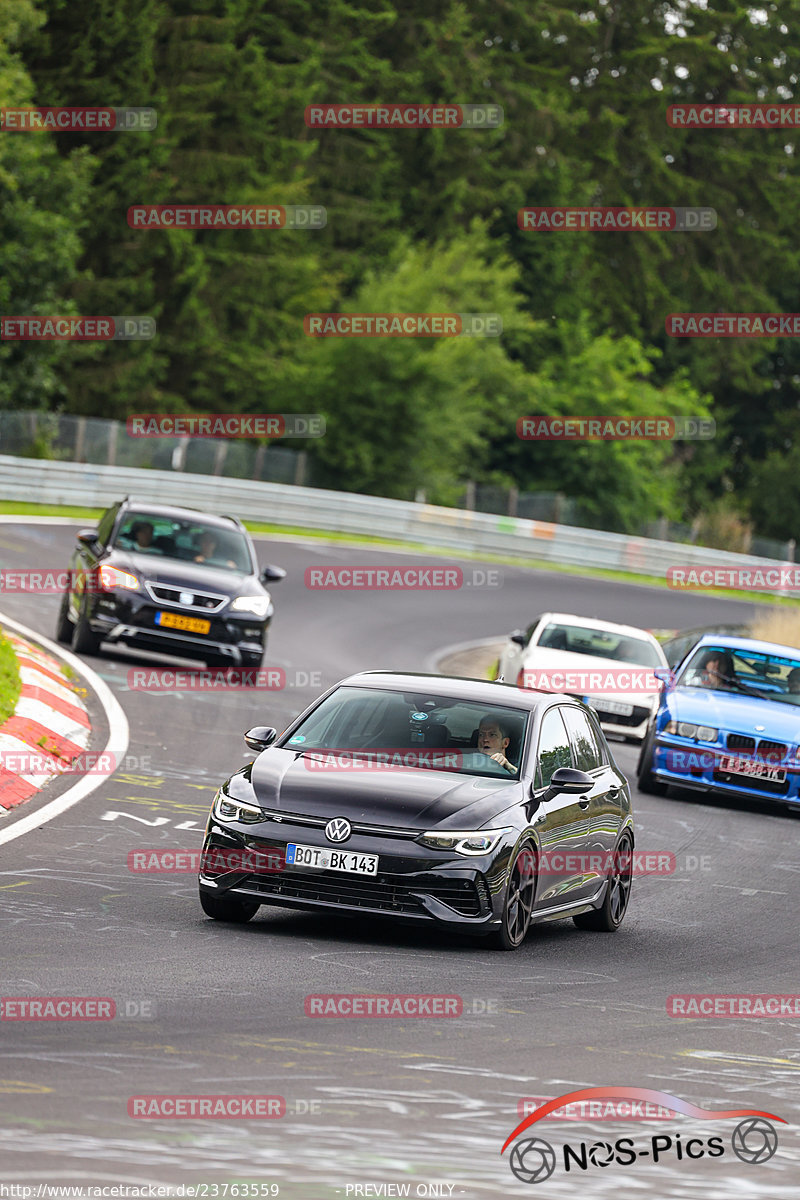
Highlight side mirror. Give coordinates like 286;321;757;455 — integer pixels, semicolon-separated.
244;726;278;752
653;666;677;690
77;528;101;550
510;630;527;647
260;565;286;583
543;766;593;801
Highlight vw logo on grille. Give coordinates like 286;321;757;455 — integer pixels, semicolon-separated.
180;591;195;605
325;818;351;843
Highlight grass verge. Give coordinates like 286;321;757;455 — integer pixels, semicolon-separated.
0;631;21;725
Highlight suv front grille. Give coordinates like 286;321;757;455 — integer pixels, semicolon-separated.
144;582;227;613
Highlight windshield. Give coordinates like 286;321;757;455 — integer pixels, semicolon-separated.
279;686;528;778
536;621;662;667
113;512;252;573
677;645;800;705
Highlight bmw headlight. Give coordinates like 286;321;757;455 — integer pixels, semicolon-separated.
665;721;718;741
231;594;272;618
212;789;264;824
416;827;512;856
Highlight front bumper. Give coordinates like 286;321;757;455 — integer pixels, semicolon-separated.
198;822;510;931
88;592;269;662
652;736;800;803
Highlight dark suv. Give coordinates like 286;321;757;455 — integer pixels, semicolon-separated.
56;498;285;668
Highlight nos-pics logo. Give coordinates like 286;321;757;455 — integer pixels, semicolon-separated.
501;1087;784;1184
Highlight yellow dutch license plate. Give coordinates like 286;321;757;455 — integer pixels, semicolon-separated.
155;611;211;635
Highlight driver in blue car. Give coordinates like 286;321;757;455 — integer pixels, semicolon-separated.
697;650;736;690
787;667;800;694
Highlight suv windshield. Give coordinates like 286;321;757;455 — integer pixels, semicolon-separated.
113;512;251;573
678;645;800;705
280;686;528;778
537;622;661;667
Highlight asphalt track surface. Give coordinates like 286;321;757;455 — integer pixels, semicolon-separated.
0;521;798;1198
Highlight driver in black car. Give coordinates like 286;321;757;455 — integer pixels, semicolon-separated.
194;530;237;569
475;715;518;774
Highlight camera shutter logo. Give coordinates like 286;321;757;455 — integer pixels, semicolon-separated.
325;818;352;844
509;1138;556;1184
731;1118;778;1164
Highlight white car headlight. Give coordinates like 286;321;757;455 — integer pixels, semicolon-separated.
416;827;513;856
212;789;264;824
231;594;271;618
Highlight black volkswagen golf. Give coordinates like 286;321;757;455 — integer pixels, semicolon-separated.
56;497;285;668
198;672;634;950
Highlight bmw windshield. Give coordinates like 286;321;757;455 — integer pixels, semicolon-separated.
677;645;800;705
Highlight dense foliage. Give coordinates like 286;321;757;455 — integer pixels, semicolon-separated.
2;0;798;536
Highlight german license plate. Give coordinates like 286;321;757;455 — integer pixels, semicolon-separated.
593;699;634;717
286;843;379;875
155;611;211;635
718;755;786;783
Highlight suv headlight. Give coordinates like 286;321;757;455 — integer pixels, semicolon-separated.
231;594;271;618
665;721;718;741
416;827;512;856
97;564;139;591
212;789;264;824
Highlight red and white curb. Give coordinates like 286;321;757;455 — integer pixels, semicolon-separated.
0;631;91;809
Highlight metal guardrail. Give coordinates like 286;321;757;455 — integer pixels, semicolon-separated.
0;454;797;594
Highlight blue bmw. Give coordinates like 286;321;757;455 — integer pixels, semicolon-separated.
637;634;800;812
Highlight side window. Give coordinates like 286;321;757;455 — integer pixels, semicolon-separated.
524;616;543;645
562;705;604;772
536;707;572;788
96;505;118;546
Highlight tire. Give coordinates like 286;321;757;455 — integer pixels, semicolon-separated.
488;843;536;950
55;589;74;644
199;889;259;923
71;598;102;656
573;833;633;932
636;724;668;796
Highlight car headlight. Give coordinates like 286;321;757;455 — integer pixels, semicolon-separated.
231;594;271;618
665;721;718;741
416;827;512;856
212;789;264;824
97;564;138;591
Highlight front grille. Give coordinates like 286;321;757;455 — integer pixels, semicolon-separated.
247;871;483;917
727;734;755;752
756;740;787;764
596;705;650;728
144;582;227;613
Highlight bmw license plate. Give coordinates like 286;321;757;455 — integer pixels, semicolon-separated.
286;843;378;875
718;755;786;783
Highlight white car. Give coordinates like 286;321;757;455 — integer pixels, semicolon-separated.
496;612;669;741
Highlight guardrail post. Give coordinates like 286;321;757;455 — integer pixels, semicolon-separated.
294;451;307;487
213;440;228;476
788;539;796;563
107;421;118;465
464;480;475;511
508;486;518;518
74;416;86;462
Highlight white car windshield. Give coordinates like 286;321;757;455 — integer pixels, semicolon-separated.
536;622;662;667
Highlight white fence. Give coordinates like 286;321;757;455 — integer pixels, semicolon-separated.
0;454;796;594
